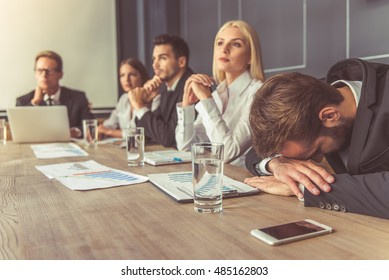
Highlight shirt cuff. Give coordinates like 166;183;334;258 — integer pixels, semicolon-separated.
134;107;150;119
254;154;282;175
177;103;196;125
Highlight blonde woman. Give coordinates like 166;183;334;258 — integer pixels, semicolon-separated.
175;20;265;166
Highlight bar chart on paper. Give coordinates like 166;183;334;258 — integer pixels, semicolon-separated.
74;170;140;182
148;171;260;202
168;172;242;192
35;160;148;190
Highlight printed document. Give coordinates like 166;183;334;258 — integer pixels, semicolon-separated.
144;150;192;166
148;171;259;202
36;160;148;190
31;143;88;158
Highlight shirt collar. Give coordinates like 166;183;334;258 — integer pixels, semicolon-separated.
166;74;182;92
44;87;61;104
216;70;253;97
331;80;362;108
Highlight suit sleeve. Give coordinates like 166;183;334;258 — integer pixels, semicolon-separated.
15;97;27;106
70;92;94;135
245;147;262;175
304;171;389;219
16;93;35;106
79;92;94;121
135;107;178;148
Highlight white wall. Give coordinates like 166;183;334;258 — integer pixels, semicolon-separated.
0;0;118;110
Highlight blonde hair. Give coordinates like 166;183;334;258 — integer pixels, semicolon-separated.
212;20;265;83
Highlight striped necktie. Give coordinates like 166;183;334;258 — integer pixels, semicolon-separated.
47;96;54;106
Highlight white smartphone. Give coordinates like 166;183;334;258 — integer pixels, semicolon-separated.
250;219;333;246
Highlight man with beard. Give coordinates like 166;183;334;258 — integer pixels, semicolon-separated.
244;58;389;219
128;34;193;147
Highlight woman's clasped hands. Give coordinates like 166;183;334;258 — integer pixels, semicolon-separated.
182;74;214;107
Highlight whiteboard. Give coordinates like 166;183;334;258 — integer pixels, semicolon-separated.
0;0;118;110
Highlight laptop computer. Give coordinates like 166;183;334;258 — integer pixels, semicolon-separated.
7;106;71;143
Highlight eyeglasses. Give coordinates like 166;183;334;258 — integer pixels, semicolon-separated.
34;68;59;75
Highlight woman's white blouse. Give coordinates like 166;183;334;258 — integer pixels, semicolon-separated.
175;70;262;167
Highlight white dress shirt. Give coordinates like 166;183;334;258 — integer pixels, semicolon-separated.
103;93;161;138
44;88;61;105
134;74;180;120
175;70;263;167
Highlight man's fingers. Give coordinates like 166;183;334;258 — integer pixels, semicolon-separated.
244;176;294;196
145;82;157;92
144;76;162;92
244;175;300;196
276;164;321;196
304;161;334;186
244;176;261;185
277;174;303;198
272;157;333;195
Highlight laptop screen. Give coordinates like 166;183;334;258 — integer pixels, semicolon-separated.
7;106;71;143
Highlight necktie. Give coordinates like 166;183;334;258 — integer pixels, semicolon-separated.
47;97;53;106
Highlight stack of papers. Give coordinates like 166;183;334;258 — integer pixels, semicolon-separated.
148;171;260;202
144;150;192;166
36;160;148;190
31;143;88;158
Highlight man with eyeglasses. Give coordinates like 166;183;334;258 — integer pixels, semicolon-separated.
16;50;93;137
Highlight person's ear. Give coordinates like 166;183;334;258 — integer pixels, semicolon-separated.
319;106;340;128
178;56;186;68
58;71;63;80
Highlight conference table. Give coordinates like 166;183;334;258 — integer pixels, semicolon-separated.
0;142;388;260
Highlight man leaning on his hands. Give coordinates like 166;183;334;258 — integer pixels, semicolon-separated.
245;58;389;219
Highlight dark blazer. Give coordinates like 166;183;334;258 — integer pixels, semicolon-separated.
246;58;389;219
136;67;194;147
16;86;93;133
245;147;261;175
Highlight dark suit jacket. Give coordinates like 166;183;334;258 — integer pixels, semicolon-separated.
245;147;261;175
135;68;194;147
16;86;94;134
246;58;389;219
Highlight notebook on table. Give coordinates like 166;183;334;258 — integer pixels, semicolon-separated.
148;171;260;203
7;106;71;143
144;150;192;166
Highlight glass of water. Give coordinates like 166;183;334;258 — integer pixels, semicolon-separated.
83;119;98;148
191;142;224;213
125;127;145;166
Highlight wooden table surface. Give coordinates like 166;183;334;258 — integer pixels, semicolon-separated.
0;142;388;260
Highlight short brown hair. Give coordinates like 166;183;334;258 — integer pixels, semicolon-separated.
250;72;344;157
35;50;63;72
153;34;189;65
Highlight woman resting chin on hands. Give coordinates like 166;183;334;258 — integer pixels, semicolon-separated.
175;20;265;167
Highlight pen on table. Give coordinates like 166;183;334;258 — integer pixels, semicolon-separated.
172;157;182;162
